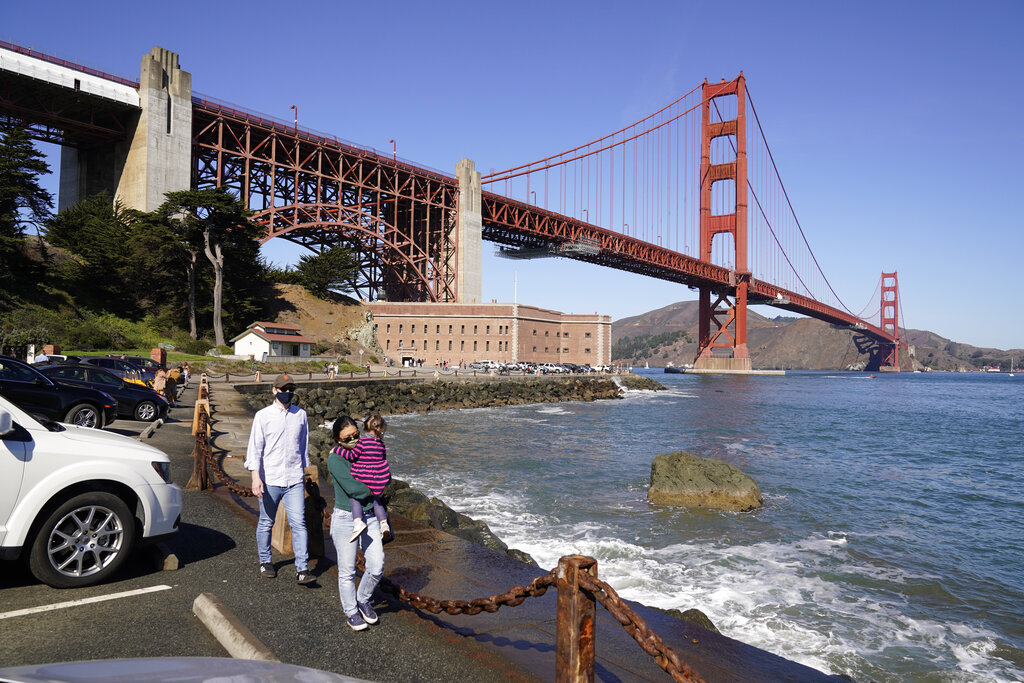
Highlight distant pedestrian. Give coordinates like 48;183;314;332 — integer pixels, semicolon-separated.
328;415;385;631
164;367;178;407
152;367;167;396
33;350;48;363
245;374;315;584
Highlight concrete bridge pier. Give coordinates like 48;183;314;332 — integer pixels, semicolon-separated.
59;47;192;212
455;158;482;304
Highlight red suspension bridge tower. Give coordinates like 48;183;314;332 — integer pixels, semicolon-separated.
696;75;751;371
880;271;900;370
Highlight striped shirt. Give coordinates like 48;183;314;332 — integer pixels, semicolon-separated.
345;435;391;495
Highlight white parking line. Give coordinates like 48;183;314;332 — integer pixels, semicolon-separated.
0;584;172;620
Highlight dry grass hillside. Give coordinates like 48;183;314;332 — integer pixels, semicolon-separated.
258;283;383;360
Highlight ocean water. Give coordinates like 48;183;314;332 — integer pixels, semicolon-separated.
381;371;1024;682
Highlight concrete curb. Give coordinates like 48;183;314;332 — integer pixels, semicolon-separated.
192;592;279;662
137;418;165;440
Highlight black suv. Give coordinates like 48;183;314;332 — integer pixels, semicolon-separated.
0;356;118;428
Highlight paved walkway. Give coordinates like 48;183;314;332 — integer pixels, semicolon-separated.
202;380;844;682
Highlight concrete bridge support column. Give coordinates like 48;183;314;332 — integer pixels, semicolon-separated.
58;47;192;213
455;158;482;304
119;47;192;212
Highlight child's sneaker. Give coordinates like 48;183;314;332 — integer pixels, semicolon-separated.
346;613;368;631
379;519;391;537
349;518;367;542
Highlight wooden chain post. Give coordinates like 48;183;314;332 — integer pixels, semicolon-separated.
556;555;597;682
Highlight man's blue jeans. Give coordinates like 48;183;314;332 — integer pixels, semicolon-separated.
330;507;384;616
256;482;308;571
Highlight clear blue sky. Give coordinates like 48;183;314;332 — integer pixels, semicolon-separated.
3;1;1021;349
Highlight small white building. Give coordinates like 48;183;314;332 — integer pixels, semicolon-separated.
231;321;314;360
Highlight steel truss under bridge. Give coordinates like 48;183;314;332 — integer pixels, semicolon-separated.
191;100;460;303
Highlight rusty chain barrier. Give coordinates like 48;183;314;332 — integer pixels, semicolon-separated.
190;378;704;682
578;570;706;683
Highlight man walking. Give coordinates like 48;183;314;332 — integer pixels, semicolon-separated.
245;373;315;584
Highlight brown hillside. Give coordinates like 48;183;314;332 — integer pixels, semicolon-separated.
612;300;1021;371
256;283;382;359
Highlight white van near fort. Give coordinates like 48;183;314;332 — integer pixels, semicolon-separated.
0;395;182;588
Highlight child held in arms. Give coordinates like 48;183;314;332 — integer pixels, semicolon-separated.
341;414;392;542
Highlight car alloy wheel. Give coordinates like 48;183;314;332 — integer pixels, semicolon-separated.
29;492;136;588
135;400;157;421
64;404;101;429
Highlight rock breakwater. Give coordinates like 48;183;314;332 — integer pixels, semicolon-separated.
236;376;655;475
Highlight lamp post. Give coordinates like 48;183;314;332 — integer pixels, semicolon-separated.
582;208;588;223
623;223;629;236
388;139;396;161
289;105;297;132
530;190;537;205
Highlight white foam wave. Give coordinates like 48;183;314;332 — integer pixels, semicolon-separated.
536;406;569;415
403;489;1023;682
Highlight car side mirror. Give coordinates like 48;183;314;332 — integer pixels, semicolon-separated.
0;409;13;437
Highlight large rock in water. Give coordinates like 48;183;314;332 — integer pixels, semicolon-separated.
648;451;763;511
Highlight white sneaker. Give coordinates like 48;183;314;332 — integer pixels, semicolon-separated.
349;518;367;543
379;519;391;537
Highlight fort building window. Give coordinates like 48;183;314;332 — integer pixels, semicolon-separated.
585;348;591;353
436;325;440;334
486;341;490;351
473;341;478;351
423;339;426;350
387;340;390;350
411;324;416;334
449;340;452;351
461;325;465;334
564;332;569;337
533;346;537;352
545;331;549;336
486;325;490;335
533;329;537;335
585;332;592;338
461;341;465;351
435;340;440;350
544;347;549;353
473;325;478;334
399;324;403;334
556;332;560;337
386;324;391;334
449;325;453;334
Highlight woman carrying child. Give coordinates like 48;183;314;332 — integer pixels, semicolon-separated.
327;416;385;631
343;414;392;542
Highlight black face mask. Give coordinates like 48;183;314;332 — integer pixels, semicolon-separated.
276;391;294;405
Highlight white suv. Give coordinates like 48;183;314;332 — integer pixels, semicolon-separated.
0;395;182;588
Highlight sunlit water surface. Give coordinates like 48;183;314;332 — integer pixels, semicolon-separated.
375;371;1023;682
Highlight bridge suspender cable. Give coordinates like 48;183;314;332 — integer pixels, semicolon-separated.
744;86;856;316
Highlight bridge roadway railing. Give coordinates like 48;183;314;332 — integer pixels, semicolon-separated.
185;373;706;682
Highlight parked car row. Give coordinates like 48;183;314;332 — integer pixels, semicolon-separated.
464;360;611;375
0;356;168;428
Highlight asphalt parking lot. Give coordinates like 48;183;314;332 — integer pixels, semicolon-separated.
0;386;538;683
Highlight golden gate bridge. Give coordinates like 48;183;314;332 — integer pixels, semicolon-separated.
0;41;905;370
